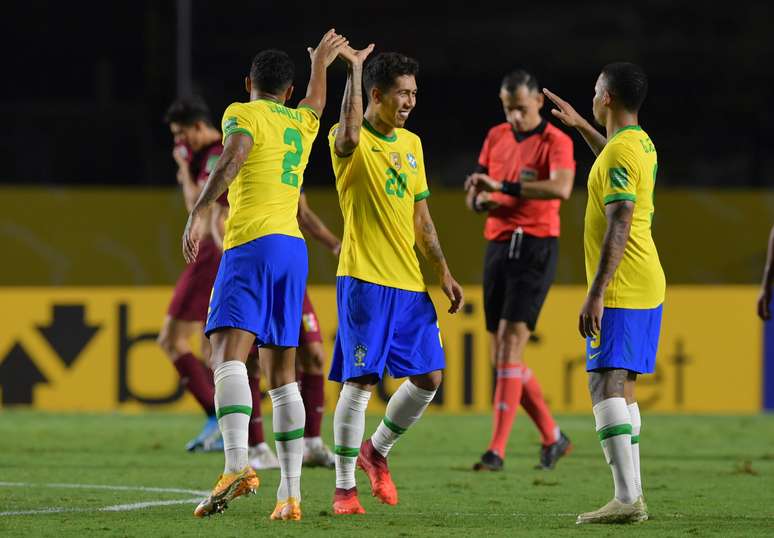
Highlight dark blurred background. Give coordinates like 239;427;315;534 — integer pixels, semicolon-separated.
2;0;772;189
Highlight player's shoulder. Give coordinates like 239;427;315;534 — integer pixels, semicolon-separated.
395;127;423;149
486;122;512;140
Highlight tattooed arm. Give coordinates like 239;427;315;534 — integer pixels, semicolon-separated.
413;199;464;314
579;200;634;337
182;132;252;263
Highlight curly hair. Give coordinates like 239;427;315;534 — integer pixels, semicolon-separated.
250;49;295;94
363;52;419;93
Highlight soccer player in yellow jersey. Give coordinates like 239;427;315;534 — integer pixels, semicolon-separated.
544;63;664;524
327;47;465;515
181;29;349;521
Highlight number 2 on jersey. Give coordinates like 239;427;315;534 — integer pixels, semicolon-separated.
281;128;303;187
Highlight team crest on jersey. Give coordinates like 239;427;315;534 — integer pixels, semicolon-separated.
223;116;239;136
390;152;402;170
353;344;367;367
519;167;538;182
407;153;417;169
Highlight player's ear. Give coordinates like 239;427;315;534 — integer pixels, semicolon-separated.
244;76;251;95
535;91;545;109
371;86;381;105
284;85;294;102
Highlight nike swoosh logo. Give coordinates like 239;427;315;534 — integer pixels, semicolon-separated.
589;351;601;360
371;147;382;152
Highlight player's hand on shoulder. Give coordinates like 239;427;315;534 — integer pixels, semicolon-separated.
338;43;375;67
543;88;583;128
307;29;349;68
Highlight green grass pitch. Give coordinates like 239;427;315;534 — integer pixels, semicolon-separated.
1;412;772;536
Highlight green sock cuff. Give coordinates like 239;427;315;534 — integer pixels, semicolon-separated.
631;435;640;444
216;405;252;419
597;423;633;441
382;417;407;435
274;428;304;441
334;445;360;457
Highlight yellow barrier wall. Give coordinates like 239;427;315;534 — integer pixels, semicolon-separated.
2;188;773;285
0;286;760;413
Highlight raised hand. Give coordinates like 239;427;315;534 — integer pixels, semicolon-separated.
543;88;585;129
307;29;349;68
338;43;375;67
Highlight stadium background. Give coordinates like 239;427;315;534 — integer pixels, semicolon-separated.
1;1;772;411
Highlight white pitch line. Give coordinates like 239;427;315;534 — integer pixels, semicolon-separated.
0;482;207;517
0;481;207;496
0;498;200;517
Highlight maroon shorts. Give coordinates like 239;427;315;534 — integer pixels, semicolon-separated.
299;291;323;345
167;237;222;322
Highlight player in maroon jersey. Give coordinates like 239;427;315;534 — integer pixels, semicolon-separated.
464;70;575;471
160;96;226;451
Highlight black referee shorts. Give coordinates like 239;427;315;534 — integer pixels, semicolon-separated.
483;230;558;333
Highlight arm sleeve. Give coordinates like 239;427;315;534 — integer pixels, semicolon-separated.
602;144;639;205
413;138;430;202
549;133;576;172
222;103;256;143
298;105;321;138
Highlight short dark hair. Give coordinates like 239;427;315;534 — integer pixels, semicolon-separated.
501;69;539;94
364;52;419;94
250;49;295;94
601;62;648;112
164;96;212;126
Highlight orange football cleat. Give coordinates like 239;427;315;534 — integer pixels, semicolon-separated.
193;466;259;518
333;487;366;515
269;497;301;521
356;439;398;505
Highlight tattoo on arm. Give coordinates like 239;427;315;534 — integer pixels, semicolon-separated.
192;134;251;212
589;201;634;297
414;202;448;275
335;65;364;156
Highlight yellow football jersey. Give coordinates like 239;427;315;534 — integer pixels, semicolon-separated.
329;119;430;292
585;125;665;308
220;99;320;250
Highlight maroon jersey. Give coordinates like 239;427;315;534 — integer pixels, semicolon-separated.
190;141;228;206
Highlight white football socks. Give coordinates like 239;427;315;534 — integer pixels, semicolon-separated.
268;382;305;501
628;402;642;497
333;384;371;490
213;361;251;474
371;380;436;457
593;397;638;504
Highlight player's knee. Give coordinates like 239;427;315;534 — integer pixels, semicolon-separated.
410;370;443;391
588;369;626;404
